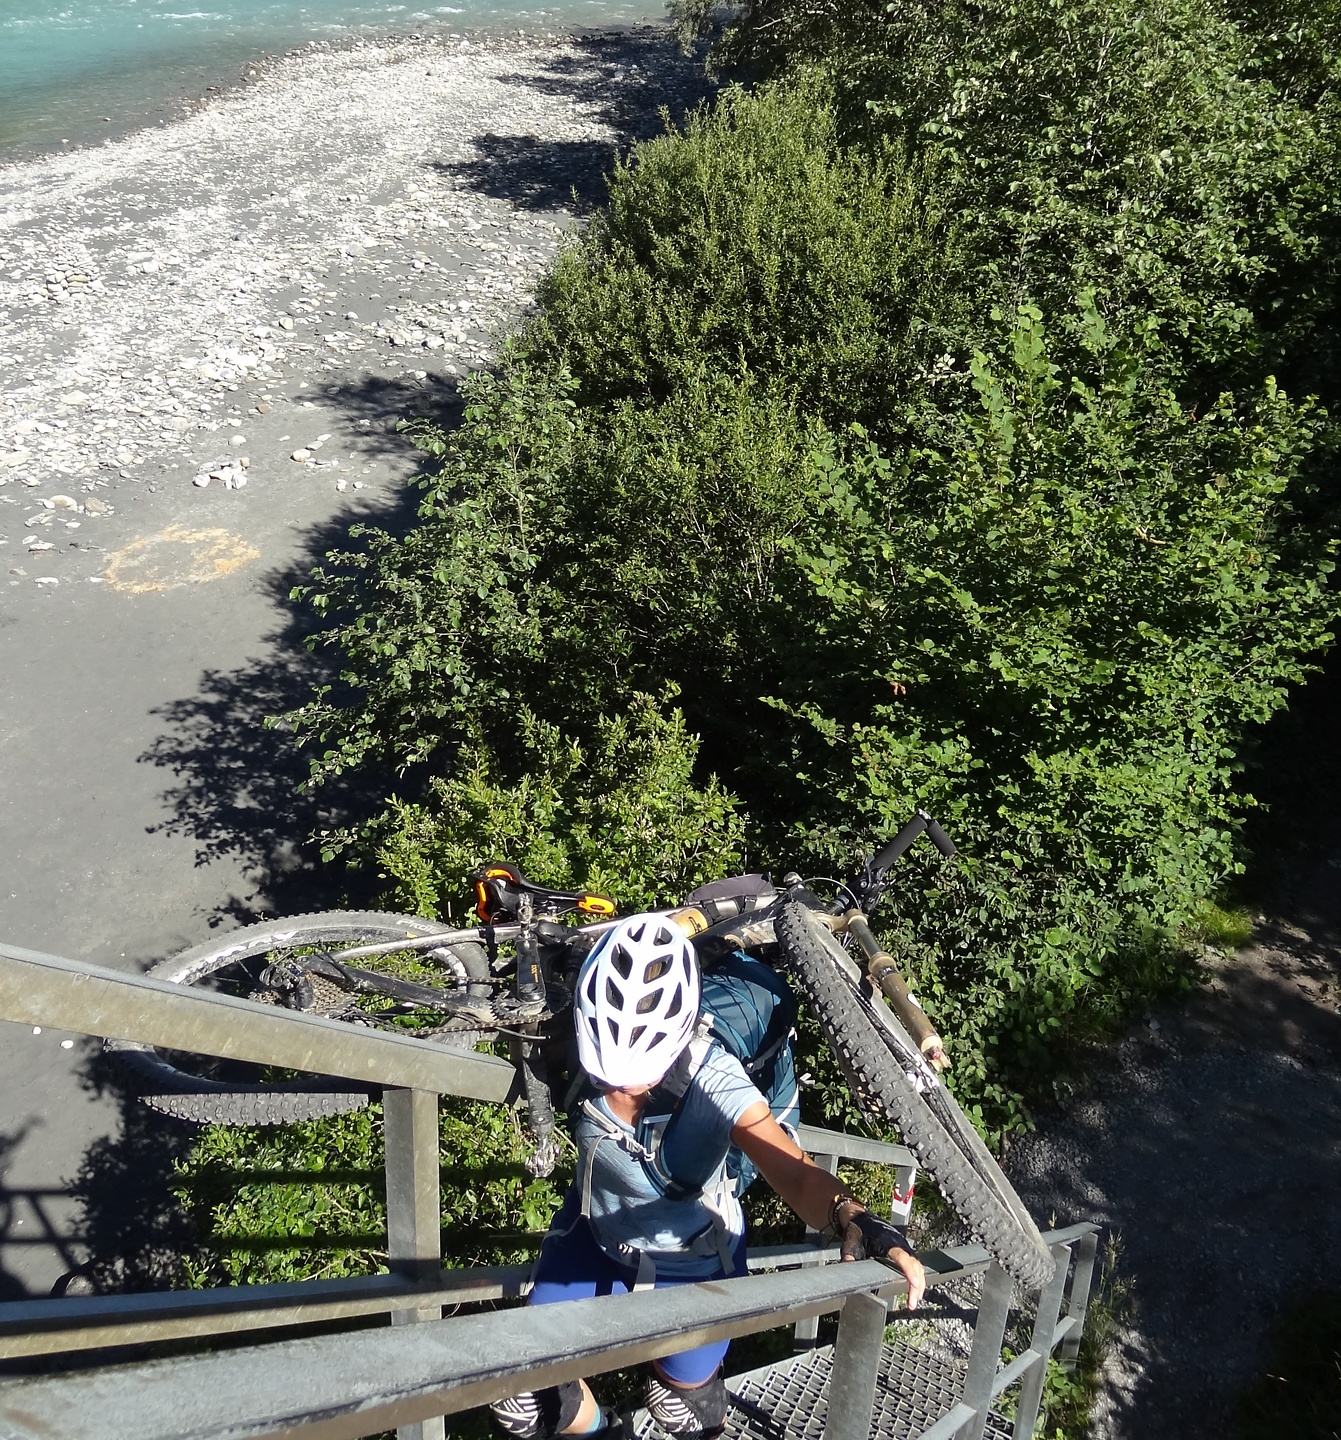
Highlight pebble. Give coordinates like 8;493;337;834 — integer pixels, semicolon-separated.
83;496;110;515
34;576;58;585
49;495;78;510
291;447;312;461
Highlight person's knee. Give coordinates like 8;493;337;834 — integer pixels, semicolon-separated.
645;1368;727;1438
490;1380;586;1438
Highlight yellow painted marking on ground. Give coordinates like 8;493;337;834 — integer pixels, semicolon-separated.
103;525;260;594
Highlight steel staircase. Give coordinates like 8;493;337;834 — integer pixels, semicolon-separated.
0;940;1099;1440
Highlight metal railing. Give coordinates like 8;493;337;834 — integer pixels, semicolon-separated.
0;938;1098;1440
0;1226;1098;1440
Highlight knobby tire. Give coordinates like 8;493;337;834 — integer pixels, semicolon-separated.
775;900;1054;1290
105;910;486;1126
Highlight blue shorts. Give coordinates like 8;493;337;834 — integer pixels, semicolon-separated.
529;1192;748;1385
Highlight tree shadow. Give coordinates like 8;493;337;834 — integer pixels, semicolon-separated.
135;373;459;928
435;134;624;213
1238;640;1341;921
431;29;718;215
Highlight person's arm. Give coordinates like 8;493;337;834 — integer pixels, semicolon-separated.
730;1100;926;1309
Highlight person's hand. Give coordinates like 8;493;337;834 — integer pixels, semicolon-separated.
885;1246;926;1311
834;1199;926;1310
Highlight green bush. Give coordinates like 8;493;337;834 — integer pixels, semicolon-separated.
692;0;1341;408
284;25;1339;1133
346;697;746;923
174;1099;567;1287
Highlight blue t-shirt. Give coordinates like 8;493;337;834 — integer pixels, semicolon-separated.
573;1041;766;1280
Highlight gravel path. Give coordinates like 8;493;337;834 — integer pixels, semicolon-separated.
1007;883;1341;1437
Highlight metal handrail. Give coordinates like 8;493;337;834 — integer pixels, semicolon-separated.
0;940;515;1100
0;939;1097;1440
0;1234;934;1361
0;1261;900;1439
0;1226;1100;1440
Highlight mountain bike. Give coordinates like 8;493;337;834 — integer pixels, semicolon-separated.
106;812;1055;1289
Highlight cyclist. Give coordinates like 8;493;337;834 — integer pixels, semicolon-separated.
491;913;926;1440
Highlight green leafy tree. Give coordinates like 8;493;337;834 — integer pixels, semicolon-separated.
282;41;1339;1131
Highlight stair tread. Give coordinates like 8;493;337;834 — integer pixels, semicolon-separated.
633;1341;1013;1440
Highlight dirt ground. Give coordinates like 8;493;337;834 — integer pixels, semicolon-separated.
1007;856;1341;1438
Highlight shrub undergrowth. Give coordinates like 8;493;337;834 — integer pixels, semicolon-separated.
284;9;1340;1132
178;0;1341;1333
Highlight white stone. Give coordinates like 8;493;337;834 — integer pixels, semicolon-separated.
61;391;89;405
193;474;211;487
49;494;78;509
291;448;312;461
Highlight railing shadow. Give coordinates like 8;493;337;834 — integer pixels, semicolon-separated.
0;1127;40;1302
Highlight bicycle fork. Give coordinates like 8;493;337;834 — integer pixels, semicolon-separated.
837;910;948;1072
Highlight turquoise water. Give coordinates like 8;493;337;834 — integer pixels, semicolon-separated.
1;0;660;158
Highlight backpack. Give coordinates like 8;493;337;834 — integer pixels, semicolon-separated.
670;953;800;1196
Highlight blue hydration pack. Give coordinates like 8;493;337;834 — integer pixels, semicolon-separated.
696;954;800;1195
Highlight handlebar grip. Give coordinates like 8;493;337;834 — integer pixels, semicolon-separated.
871;815;928;873
924;817;957;858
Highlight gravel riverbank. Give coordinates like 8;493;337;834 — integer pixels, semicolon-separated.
0;27;709;563
0;25;711;1299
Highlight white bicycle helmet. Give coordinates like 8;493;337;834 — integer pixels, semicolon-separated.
575;913;700;1087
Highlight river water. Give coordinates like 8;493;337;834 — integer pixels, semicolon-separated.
1;0;662;159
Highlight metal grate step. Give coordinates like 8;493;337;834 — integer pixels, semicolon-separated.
633;1342;1013;1440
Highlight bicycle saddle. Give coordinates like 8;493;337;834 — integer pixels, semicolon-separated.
473;862;617;923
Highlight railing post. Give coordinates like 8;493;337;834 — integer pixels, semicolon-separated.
1011;1243;1071;1440
794;1153;839;1350
890;1160;918;1229
384;1087;444;1440
959;1261;1014;1440
1059;1230;1098;1371
822;1289;887;1440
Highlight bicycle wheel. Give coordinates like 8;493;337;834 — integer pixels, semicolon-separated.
105;911;492;1126
775;900;1054;1290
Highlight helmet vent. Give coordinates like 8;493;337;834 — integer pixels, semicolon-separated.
611;945;634;980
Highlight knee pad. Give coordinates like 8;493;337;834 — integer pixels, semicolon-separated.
646;1369;727;1438
491;1381;585;1438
